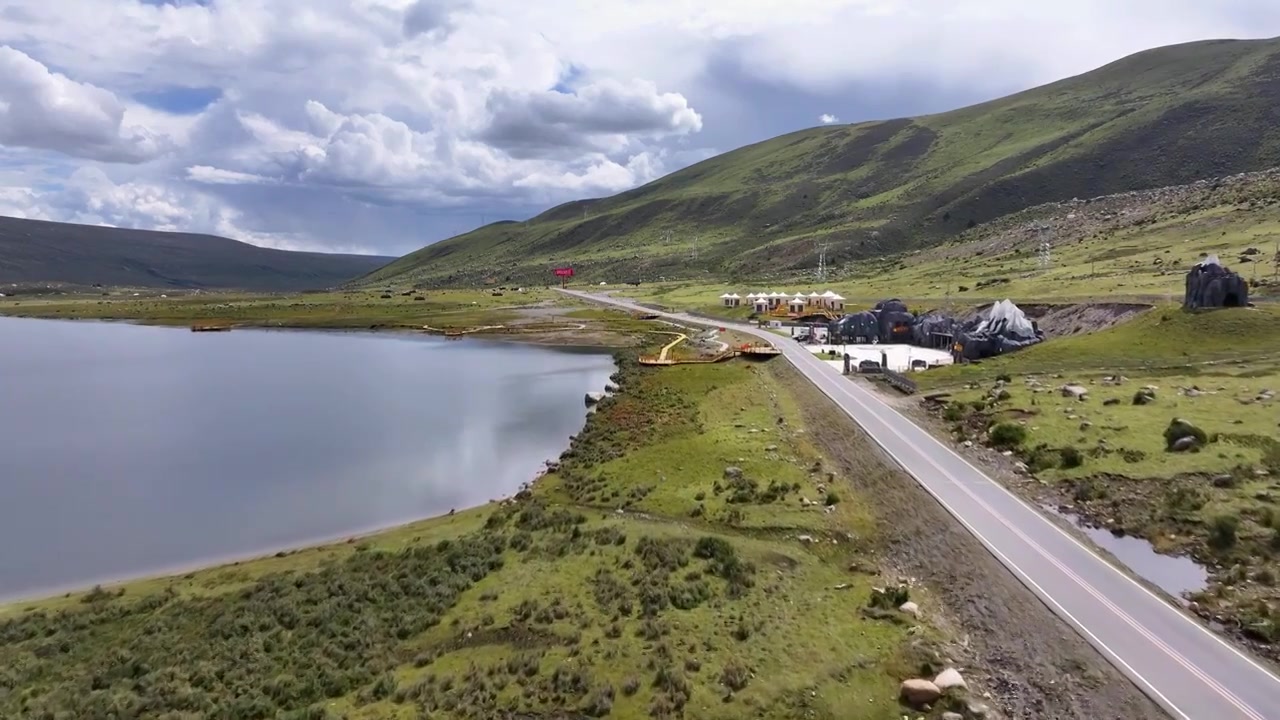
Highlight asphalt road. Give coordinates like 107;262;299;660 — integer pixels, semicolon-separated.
562;288;1280;720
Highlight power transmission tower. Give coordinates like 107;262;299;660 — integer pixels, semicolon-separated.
1036;224;1053;272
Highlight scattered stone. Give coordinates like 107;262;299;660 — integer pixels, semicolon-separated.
584;391;605;406
899;601;919;617
764;444;779;452
965;700;990;718
899;679;941;708
724;466;743;479
1133;388;1156;405
1171;436;1199;452
962;440;974;448
1212;474;1236;488
797;534;817;544
1060;384;1088;399
1079;421;1093;430
1104;398;1121;406
942;713;964;720
934;668;967;691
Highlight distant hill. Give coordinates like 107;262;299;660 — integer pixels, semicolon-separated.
363;37;1280;288
0;216;394;292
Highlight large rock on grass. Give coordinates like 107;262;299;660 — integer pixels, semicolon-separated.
899;678;941;708
1060;384;1088;399
1164;418;1208;451
934;667;967;691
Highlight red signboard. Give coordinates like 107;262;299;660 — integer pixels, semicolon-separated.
553;267;575;277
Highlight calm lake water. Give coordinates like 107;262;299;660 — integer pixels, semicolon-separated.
0;317;615;602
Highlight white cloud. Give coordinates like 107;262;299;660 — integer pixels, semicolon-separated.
1;0;1279;255
0;46;172;163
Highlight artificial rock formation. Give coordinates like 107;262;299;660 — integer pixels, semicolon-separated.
1184;254;1248;310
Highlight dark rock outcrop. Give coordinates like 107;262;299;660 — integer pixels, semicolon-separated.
1184;255;1248;309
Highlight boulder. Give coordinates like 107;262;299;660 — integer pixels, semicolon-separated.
965;700;991;718
1060;384;1088;399
584;391;606;406
1172;436;1200;452
724;466;743;479
899;679;941;708
1104;398;1121;406
1132;388;1156;405
933;668;967;691
1164;418;1207;450
898;601;919;617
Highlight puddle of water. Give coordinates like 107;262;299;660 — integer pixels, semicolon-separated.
1041;505;1209;600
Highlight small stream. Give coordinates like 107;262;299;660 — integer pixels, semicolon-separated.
1041;505;1209;600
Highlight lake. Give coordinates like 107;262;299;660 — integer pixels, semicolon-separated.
0;317;615;602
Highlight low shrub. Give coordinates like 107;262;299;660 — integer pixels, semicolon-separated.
988;422;1027;449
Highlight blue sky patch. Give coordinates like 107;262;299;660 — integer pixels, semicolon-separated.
552;64;585;94
134;86;222;114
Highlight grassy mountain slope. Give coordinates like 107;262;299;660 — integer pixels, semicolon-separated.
0;216;394;292
365;37;1280;289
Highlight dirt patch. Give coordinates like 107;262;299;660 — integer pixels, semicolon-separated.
767;362;1167;720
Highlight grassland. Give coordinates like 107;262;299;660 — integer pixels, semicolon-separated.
0;288;551;330
0;287;663;348
596;261;1280;658
599;165;1280;315
363;38;1280;288
0;324;974;720
904;305;1280;655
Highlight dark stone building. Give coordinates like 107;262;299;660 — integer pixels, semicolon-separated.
1184;255;1248;310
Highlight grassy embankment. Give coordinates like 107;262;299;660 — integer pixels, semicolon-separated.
0;315;965;719
0;288;667;349
0;289;554;331
914;305;1280;651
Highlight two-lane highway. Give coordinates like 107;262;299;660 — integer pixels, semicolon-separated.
563;288;1280;720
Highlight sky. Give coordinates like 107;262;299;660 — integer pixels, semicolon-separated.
1;1;1279;257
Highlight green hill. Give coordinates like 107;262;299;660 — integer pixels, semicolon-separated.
365;37;1280;289
0;216;394;292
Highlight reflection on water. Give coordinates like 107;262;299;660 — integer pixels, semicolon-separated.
0;318;614;601
1042;505;1208;599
